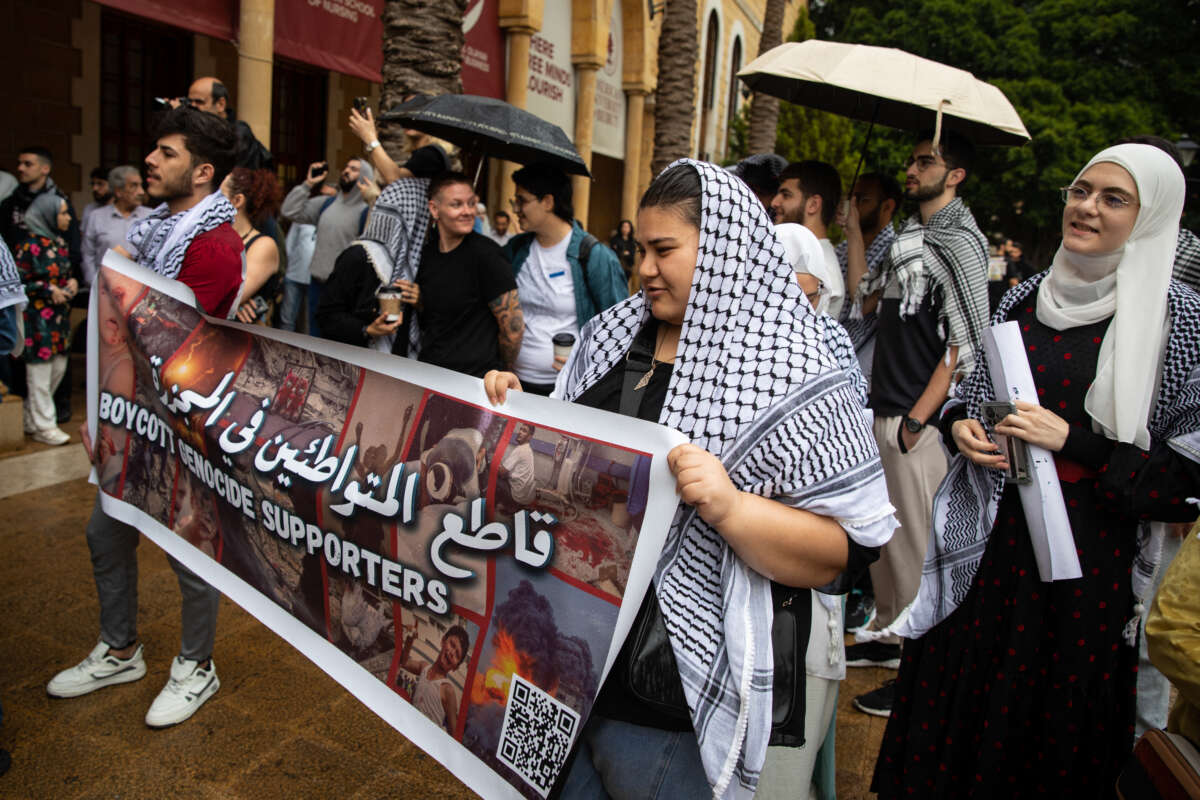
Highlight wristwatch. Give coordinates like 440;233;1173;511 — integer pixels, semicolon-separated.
364;139;381;154
903;415;925;434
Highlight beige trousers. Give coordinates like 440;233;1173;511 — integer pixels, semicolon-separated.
24;355;67;433
867;414;949;645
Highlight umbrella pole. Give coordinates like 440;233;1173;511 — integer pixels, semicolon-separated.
848;99;881;199
473;156;485;193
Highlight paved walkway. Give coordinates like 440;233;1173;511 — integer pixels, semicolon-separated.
0;357;891;798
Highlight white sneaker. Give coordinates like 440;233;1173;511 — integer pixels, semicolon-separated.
47;641;147;698
144;656;220;728
31;428;70;446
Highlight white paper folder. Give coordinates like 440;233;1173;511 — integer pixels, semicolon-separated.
982;321;1083;581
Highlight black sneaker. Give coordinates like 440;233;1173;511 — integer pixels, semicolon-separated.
844;592;876;634
852;679;895;718
845;641;901;669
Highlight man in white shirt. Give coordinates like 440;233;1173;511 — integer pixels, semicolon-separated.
771;161;845;318
81;166;150;286
497;423;537;512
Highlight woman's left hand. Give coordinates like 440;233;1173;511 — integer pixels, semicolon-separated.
668;443;742;529
993;400;1070;452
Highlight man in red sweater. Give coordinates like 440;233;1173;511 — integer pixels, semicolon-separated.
48;107;243;728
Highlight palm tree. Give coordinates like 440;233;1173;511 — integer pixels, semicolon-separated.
650;0;698;176
379;0;469;159
745;0;786;154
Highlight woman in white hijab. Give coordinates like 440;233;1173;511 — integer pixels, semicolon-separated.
872;144;1200;798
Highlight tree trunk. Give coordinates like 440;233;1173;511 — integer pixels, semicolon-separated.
745;0;785;155
650;0;699;176
379;0;468;162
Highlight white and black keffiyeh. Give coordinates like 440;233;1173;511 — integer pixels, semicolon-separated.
126;190;236;279
879;198;989;384
0;237;23;313
898;274;1200;641
839;223;897;351
1173;228;1200;294
555;160;895;798
353;177;430;357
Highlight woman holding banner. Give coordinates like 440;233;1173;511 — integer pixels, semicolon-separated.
486;160;895;799
871;144;1200;797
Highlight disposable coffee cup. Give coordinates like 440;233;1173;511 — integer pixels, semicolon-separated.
552;332;576;363
377;289;403;322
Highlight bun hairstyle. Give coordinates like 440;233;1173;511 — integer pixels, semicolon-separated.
639;163;702;229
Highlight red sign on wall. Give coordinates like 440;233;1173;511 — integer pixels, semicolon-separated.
274;0;385;83
461;0;505;99
93;0;235;40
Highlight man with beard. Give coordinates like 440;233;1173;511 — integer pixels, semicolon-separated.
399;624;471;734
846;131;989;719
47;106;243;729
82;166;112;230
179;77;272;171
281;157;375;337
1;147;81;277
770;161;845;317
82;166;152;287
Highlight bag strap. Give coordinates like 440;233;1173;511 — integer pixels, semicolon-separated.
619;323;657;418
576;232;600;313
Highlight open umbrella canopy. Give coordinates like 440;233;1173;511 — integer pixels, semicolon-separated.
380;94;591;177
738;40;1030;147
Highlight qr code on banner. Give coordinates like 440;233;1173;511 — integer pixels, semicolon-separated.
497;673;580;797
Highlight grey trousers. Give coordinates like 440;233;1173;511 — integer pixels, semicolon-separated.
86;498;219;661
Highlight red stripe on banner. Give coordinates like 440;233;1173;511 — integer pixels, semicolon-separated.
548;566;623;607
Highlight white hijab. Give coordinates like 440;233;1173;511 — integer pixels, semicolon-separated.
1036;143;1185;449
774;222;833;314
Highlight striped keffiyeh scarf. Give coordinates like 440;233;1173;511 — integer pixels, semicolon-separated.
126;190;236;279
555;160;895;798
879;198;989;384
1173;228;1200;293
353;177;430;357
838;222;896;351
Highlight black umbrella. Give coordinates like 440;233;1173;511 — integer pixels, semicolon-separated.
381;94;590;178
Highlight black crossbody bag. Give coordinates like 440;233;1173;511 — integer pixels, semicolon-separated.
618;324;809;747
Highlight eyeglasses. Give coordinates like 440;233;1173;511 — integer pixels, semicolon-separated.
1059;184;1137;211
903;155;943;172
509;195;534;210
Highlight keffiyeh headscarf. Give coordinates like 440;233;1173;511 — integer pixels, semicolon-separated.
126;190;236;278
878;197;989;383
556;160;895;798
352;177;431;357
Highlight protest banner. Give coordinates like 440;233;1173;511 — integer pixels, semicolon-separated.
87;253;686;799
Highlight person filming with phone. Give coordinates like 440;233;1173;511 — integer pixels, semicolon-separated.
280;156;374;337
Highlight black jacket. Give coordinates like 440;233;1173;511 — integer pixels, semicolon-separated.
316;243;409;355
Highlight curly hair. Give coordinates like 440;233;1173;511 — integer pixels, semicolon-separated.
225;167;282;226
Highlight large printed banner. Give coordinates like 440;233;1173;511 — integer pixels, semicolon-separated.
88;254;685;799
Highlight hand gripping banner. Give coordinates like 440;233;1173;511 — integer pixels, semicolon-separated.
87;253;686;799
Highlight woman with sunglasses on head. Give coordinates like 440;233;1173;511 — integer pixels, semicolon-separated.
486;160;895;799
872;144;1200;798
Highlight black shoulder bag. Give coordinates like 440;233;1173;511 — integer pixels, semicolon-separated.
618;325;809;747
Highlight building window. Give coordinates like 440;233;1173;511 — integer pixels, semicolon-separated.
271;60;329;188
698;11;720;160
100;10;194;170
726;36;743;133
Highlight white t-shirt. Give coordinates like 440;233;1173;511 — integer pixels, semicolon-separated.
513;234;577;385
819;238;845;319
501;441;536;505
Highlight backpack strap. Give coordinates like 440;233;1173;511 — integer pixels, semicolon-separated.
576;232;600;313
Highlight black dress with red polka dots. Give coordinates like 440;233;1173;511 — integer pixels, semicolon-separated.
873;298;1147;798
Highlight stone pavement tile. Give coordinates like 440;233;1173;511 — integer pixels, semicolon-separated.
227;732;400;799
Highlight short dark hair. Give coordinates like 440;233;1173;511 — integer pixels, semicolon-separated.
639;163;701;228
857;172;903;209
494;210;509;222
1116;135;1184;170
90;166;109;182
779;160;842;226
443;625;470;666
210;79;229;107
733;153;787;200
427;171;473;201
20;147;53;167
151;107;237;190
512;163;574;223
917;129;976;178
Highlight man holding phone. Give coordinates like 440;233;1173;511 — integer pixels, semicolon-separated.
348;97;449;187
280;156;374;337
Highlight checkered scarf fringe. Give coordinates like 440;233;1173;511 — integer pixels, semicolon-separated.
353;177;430;357
126;191;236;279
839;223;897;351
900;273;1200;641
557;160;894;798
881;198;989;384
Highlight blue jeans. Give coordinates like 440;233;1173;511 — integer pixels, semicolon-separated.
562;717;710;800
278;278;307;332
307;279;325;339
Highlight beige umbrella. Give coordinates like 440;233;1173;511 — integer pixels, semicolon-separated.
738;40;1030;147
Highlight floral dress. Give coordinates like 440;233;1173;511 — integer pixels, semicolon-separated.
16;234;72;362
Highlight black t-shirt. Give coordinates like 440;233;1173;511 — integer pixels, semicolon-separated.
869;275;945;418
416;231;516;378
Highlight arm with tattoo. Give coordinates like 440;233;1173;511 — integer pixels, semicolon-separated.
488;289;524;369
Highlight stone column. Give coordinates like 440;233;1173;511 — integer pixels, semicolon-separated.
620;88;647;223
237;0;275;147
571;63;600;227
497;26;535;221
